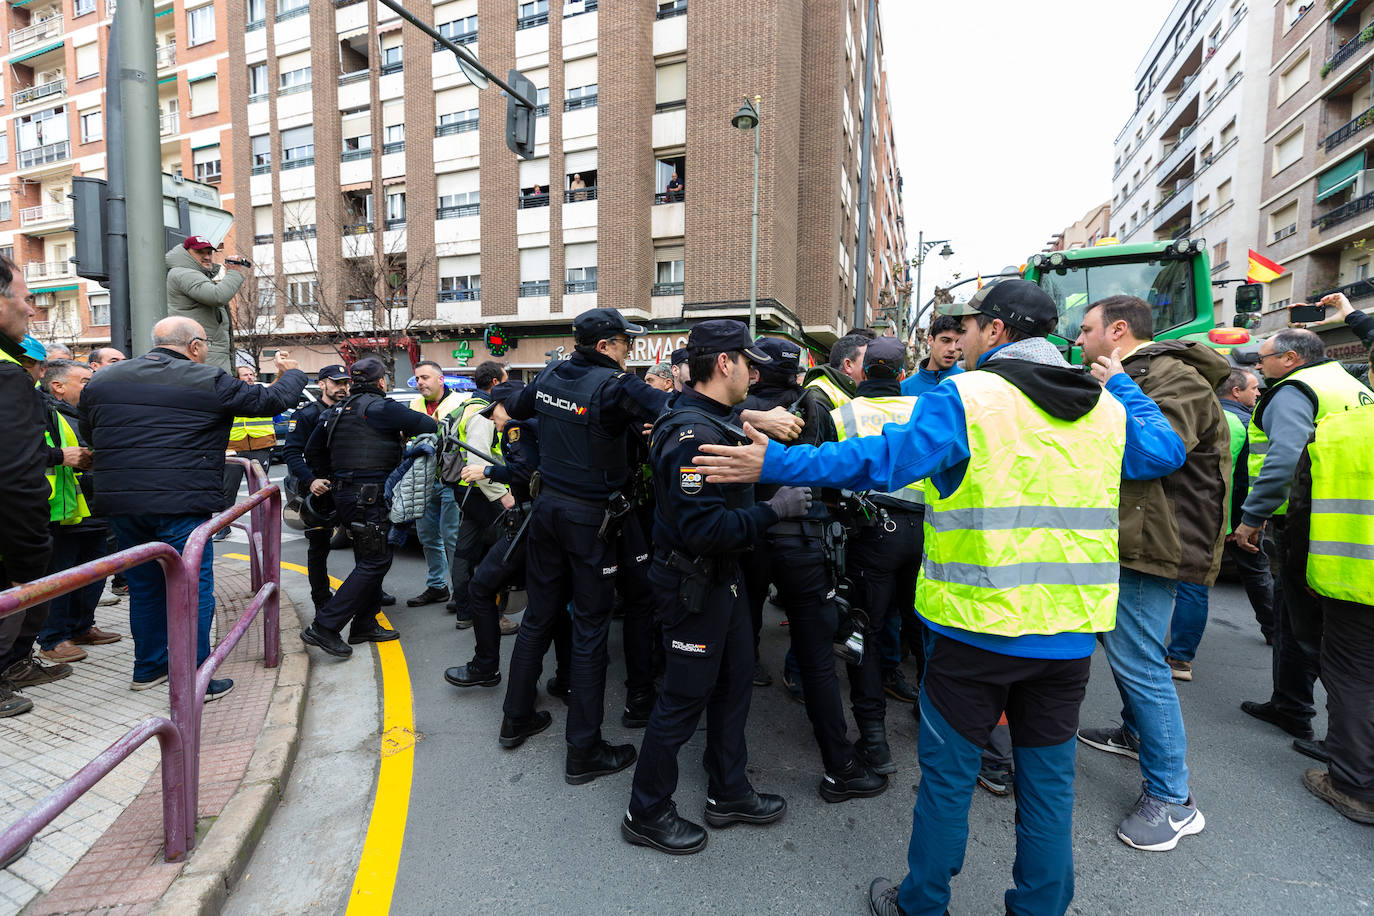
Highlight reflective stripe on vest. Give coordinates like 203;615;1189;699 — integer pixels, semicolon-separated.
228;415;275;442
832;396;924;507
805;375;851;411
1249;361;1374;516
916;371;1126;638
411;390;464;423
1306;405;1374;603
46;411;91;526
451;400;502;486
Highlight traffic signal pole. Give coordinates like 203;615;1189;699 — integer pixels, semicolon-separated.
103;15;131;357
117;0;167;355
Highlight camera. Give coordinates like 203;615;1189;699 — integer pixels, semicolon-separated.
225;256;253;268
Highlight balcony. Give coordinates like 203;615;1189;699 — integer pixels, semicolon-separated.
564;94;597;112
1313;276;1374;304
19;203;73;230
1323;27;1374;80
1151;177;1194;231
339;70;369;85
343;221;374;235
565;186;598;202
651;281;684;296
656;0;686;19
13;79;66;108
565;280;597;294
435;118;479;137
654;190;685;204
281;154;314;170
276;2;309;20
282;225;316;241
23;261;73;282
1157;124;1198;184
437;203;480;219
17;141;70;169
433;31;477;50
518;191;550;209
438;287;480;301
380;60;403;76
1323;104;1374;154
155;44;176;70
516;10;548;29
1314;190;1374;231
160;112;179;136
341;146;371;161
518;280;550;296
9;16;63;51
382;140;405;154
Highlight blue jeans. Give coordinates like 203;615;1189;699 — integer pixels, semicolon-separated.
108;514;214;681
1166;582;1209;662
1099;569;1190;804
416;480;460;591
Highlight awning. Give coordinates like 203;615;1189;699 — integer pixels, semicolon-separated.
1318;151;1366;201
32;284;80;293
187;72;216;83
10;41;62;64
1333;0;1360;23
157;74;177;85
155;6;172;16
340;180;372;193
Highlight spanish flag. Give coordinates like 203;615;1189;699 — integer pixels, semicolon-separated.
976;274;984;290
1247;249;1286;284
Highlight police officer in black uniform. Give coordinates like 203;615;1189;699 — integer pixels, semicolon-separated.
443;381;572;689
622;320;805;854
301;358;438;657
282;364;351;613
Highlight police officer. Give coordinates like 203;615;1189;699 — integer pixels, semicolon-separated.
281;364;351;613
443;381;571;688
622;320;802;854
301;358;437;657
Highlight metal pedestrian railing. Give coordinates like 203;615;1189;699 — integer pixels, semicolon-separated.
0;457;281;866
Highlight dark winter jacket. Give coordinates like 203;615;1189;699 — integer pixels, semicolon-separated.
79;348;307;517
1119;339;1233;585
0;335;53;583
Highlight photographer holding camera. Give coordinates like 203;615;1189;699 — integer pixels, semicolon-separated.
165;236;251;373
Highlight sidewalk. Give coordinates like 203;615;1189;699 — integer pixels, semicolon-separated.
0;560;308;916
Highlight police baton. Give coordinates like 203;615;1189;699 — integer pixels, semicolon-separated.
450;435;500;467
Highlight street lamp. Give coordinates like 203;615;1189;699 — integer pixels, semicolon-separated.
911;231;954;340
733;96;761;337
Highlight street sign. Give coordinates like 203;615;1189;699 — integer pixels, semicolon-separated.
161;173;234;244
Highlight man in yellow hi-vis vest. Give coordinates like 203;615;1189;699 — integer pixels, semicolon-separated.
405;359;470;608
693;280;1187;915
1285;403;1374;826
1235;320;1374;745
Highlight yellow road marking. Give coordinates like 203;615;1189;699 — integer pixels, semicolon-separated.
225;554;413;915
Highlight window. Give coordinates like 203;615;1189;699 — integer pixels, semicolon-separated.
1225;54;1241;81
76;43;100;80
0;200;9;222
1278;50;1310;103
257;279;276;315
287;278;318;311
565;242;596;292
437;170;480;217
380;33;402;74
437;15;477;43
437;108;479;135
1220;118;1237;146
342;107;371;157
279;65;311;93
193;145;221;182
1270;201;1298;241
89;292;110;326
74;0;95;15
246;0;265;22
277;0;307;14
565;83;597;110
248;63;268;98
654;253;684;294
80;109;102;143
1217;178;1232;204
384;123;405;153
1197;194;1210;218
1212;241;1227;268
565;265;597;292
439;274;479;301
187;3;215;46
190;76;218;115
281;125;313;167
386;190;406;227
517;0;548;28
518;247;550;296
251;133;271;172
1357;259;1370;281
1273;127;1303;174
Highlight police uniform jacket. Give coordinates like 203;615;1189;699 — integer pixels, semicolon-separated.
305;387;437;482
484;418;539;504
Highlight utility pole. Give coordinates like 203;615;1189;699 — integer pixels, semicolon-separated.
103;14;131;357
117;0;165;354
852;0;878;331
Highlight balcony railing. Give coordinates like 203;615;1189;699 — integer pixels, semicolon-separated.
518;280;550;296
437;203;480;219
160;112;179;135
1323;104;1374;154
1312;276;1374;304
438;287;480;301
155;44;176;69
9;16;63;50
343;221;374;235
1323;27;1373;79
382;140;405;154
516;11;549;29
24;261;73;281
385;217;406;229
282;225;316;241
281;155;315;170
341;146;372;161
278;82;311;96
655;99;686;112
564;94;598;111
655;189;685;204
435;118;479;136
380;60;403;76
565;186;598;202
652;281;684;296
251;160;272;175
19;203;73;227
1314;189;1374;231
17;141;70;169
14;79;66;108
276;4;309;20
254;233;273;245
433;31;477;50
339;70;369;85
518;191;550;209
533;103;549;117
344;297;372;311
246;17;265;30
565;280;597;294
656;0;686;19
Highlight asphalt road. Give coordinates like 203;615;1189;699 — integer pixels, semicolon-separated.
262;511;1374;915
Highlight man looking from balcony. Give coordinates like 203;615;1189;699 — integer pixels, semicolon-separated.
165;236;249;372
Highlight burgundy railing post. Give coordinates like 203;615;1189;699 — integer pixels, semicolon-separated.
263;486;282;667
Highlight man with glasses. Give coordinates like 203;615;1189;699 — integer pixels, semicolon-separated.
1235;325;1374;751
80;317;306;699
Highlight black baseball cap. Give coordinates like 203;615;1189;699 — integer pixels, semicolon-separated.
752;337;801;375
349;357;386;383
317;364;350;382
686;320;770;363
670;347;689;366
863;336;907;378
479;379;525;417
940;279;1058;337
574;307;646;343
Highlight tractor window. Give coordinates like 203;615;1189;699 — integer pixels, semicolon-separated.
1035;258;1195;341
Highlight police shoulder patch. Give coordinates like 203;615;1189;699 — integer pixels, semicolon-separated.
678;426;695;441
679;466;704;495
507;427;520;443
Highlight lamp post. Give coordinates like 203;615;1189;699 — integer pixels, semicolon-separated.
733;96;761;337
911;231;954;339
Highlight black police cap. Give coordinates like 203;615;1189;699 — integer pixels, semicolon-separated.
349;357;386;384
686;320;771;363
479;379;526;417
751;337;802;375
863;336;907;378
574;307;646;343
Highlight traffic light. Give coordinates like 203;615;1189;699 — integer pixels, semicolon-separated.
505;69;537;160
1234;282;1263;314
69;177;110;282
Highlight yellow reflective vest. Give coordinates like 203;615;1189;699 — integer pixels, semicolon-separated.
832;395;924;508
46;409;91;526
1249;360;1374;516
1305;404;1374;604
228;414;276;450
805;374;852;412
409;389;465;424
917;371;1126;637
448;398;502;487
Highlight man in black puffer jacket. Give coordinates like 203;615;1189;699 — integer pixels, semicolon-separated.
80;316;306;695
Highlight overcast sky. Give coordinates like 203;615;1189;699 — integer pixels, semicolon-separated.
880;0;1178;301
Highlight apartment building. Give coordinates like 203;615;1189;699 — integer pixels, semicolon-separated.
1255;0;1374;358
233;0;907;375
1042;201;1111;252
0;0;237;350
1110;0;1273;324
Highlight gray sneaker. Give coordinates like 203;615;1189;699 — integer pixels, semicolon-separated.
1077;724;1141;760
1117;789;1205;851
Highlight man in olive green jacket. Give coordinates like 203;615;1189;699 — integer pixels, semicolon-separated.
164;237;246;372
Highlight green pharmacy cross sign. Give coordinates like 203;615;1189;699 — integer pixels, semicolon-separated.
485;325;513;357
451;341;475;366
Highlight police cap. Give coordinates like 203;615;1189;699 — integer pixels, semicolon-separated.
574;307;646;344
863;336;907;379
751;337;801;375
479;379;525;417
670;347;689;367
686;320;771;364
349;357;386;384
317;363;350;382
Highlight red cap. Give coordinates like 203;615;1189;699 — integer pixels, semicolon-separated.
183;235;214;251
